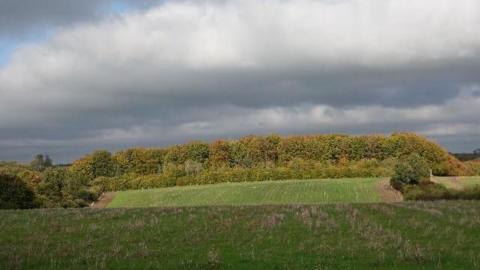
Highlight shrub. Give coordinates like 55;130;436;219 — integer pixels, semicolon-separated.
208;140;232;167
69;150;117;180
34;167;99;208
37;167;66;201
465;160;480;176
92;159;394;191
403;182;480;201
390;154;430;190
402;182;448;200
93;173;177;191
0;162;43;185
453;186;480;200
75;133;463;185
184;141;210;163
185;160;204;176
10;132;468;205
0;174;37;209
114;148;165;175
29;154;53;172
164;145;188;165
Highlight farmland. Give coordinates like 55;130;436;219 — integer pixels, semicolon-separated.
432;176;480;190
107;178;397;208
1;0;480;268
1;133;479;269
2;201;480;269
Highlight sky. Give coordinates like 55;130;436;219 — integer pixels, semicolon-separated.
0;0;480;163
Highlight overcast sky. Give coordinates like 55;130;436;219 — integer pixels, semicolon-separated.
1;0;480;163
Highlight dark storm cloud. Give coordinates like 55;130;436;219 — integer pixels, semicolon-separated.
1;0;480;162
0;0;106;36
0;0;164;37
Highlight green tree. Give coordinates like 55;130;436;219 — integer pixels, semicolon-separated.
44;155;53;167
30;154;53;171
69;150;116;181
91;150;116;178
0;174;37;209
391;153;431;190
30;154;45;171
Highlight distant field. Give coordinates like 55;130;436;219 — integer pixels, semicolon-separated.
2;201;480;269
432;176;480;190
107;178;395;208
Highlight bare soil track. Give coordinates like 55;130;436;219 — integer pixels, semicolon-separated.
91;192;116;208
377;178;403;202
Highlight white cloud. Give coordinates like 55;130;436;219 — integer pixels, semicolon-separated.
1;0;480;160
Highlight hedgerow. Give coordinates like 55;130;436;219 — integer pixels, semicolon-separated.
0;162;100;209
465;160;480;176
1;132;477;208
62;132;475;192
403;182;480;201
95;159;396;191
70;132;462;179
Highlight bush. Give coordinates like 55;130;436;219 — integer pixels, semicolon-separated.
434;155;469;176
0;163;42;185
35;167;98;208
3;132;468;208
465;160;480;176
453;186;480;200
184;160;204;176
92;159;395;191
93;173;177;191
83;132;461;178
0;174;37;209
69;150;116;181
113;148;165;175
390;154;430;190
402;182;448;200
403;182;480;201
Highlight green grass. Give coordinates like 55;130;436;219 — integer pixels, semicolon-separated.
433;176;480;190
108;178;384;208
2;201;480;269
458;177;480;188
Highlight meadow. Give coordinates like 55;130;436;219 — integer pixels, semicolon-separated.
433;176;480;190
107;178;394;208
1;133;479;269
2;201;480;269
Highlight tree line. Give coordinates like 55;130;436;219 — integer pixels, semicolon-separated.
1;132;479;209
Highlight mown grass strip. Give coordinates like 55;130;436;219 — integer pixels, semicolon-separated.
107;178;383;208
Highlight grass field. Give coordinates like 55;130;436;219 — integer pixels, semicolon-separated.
2;201;480;269
107;178;391;208
432;176;480;190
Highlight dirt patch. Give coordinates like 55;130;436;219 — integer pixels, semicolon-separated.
431;177;463;190
91;192;116;209
377;179;403;203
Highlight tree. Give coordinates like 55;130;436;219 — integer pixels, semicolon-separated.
30;154;53;171
0;174;37;209
69;150;116;181
30;154;45;171
474;149;480;155
91;150;116;178
44;155;53;167
391;153;431;190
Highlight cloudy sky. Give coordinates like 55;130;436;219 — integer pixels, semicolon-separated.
1;0;480;162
